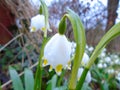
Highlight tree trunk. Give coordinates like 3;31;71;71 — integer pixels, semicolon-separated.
106;0;120;52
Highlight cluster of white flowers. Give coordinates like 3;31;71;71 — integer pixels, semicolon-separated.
95;48;120;81
85;45;120;82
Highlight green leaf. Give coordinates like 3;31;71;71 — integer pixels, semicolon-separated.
34;37;49;90
53;86;67;90
81;82;92;90
24;68;34;90
46;75;58;90
101;81;109;90
9;67;24;90
77;22;120;90
86;22;120;68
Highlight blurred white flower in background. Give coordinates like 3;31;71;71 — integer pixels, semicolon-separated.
107;69;115;74
105;57;111;63
88;46;94;52
29;14;51;32
97;63;103;68
77;68;92;83
43;33;71;75
30;14;45;32
81;53;90;66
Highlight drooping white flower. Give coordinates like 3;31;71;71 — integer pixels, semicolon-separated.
103;63;107;68
88;46;94;52
97;63;103;68
30;14;51;32
77;68;92;83
43;33;71;75
81;53;90;66
105;57;111;63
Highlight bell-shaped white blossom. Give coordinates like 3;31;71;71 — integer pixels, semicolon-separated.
43;33;71;75
81;53;90;66
97;63;103;68
77;68;92;83
30;14;51;32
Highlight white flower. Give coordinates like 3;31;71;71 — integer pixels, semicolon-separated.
77;68;92;83
30;14;51;32
88;47;94;52
97;63;103;68
43;33;71;75
99;52;106;57
103;63;107;68
114;59;119;64
107;69;114;74
81;53;89;66
105;57;111;63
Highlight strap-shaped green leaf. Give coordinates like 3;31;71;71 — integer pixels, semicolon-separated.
9;67;24;90
58;8;86;89
46;75;57;90
34;37;48;90
87;22;120;68
76;22;120;90
24;68;34;90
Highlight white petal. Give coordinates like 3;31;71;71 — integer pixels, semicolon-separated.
85;71;92;83
81;53;89;65
30;14;45;32
77;68;92;83
97;63;103;68
44;33;71;69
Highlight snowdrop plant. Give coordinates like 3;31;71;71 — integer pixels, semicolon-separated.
30;14;51;37
29;0;51;37
32;0;120;90
7;0;120;90
30;14;48;32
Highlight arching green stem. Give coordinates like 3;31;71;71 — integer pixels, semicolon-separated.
58;9;86;90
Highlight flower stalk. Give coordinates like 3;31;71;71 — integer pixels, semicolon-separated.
58;9;86;89
34;37;48;90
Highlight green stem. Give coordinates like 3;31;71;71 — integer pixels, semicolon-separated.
68;45;82;90
57;70;66;87
34;37;47;90
58;9;86;89
76;68;89;90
